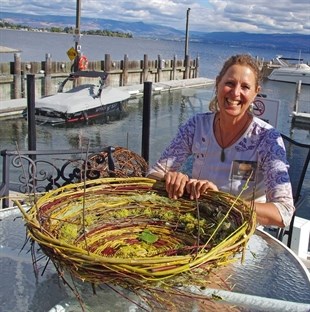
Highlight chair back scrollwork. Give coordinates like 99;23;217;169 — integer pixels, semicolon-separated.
0;146;148;208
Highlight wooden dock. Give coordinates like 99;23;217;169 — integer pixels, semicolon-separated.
119;77;214;97
0;98;27;118
292;111;310;126
0;77;214;119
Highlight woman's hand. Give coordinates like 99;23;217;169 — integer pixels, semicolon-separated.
164;172;218;200
164;172;189;199
186;179;218;200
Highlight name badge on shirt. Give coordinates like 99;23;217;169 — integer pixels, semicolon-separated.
230;160;257;182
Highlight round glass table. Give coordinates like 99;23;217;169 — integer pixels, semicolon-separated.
1;207;309;311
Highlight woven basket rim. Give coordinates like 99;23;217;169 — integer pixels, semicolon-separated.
19;177;256;283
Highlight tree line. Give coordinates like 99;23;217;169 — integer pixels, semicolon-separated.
0;19;133;38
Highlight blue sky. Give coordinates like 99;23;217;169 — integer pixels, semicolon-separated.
0;0;309;34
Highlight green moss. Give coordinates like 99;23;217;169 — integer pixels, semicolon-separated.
59;223;79;243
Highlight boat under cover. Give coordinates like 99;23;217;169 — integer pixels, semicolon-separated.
33;71;131;125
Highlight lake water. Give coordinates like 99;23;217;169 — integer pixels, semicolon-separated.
1;28;310;78
0;29;309;220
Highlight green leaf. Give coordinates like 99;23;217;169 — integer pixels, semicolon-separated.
138;229;159;244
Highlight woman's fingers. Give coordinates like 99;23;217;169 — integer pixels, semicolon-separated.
164;173;218;200
165;172;188;199
186;179;218;199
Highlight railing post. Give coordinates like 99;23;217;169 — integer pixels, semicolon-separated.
141;82;152;162
106;146;116;176
0;151;10;208
27;75;36;159
184;55;190;79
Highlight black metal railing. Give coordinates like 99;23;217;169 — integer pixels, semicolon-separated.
0;146;149;208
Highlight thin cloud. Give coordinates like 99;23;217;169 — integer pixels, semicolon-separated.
0;0;309;34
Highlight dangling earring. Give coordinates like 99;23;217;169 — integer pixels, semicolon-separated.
209;96;219;112
249;102;254;113
215;89;219;111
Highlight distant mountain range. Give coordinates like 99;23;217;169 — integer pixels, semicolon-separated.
1;12;309;52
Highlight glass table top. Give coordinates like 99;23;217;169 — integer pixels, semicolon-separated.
1;207;309;312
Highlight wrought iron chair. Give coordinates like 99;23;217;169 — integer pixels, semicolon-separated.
0;146;148;208
276;133;310;248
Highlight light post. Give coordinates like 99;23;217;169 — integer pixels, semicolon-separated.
74;0;81;72
184;8;191;59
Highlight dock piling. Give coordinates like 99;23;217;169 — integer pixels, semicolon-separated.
293;80;302;114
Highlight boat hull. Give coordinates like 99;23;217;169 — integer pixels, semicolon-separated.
268;73;310;85
268;65;310;85
34;100;128;126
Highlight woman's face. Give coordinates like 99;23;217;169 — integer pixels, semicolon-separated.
217;64;259;118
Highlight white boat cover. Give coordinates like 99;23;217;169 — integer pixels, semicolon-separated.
35;85;131;114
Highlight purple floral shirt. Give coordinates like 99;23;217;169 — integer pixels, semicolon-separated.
149;112;294;226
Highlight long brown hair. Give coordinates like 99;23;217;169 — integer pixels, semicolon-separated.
209;54;262;112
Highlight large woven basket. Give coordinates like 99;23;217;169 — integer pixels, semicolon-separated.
18;177;256;305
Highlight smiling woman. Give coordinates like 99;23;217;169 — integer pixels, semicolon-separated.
148;54;295;229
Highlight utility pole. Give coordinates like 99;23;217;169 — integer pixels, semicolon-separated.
184;8;191;59
74;0;81;72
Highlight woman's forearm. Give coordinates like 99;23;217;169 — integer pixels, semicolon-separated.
148;172;287;228
254;202;285;227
